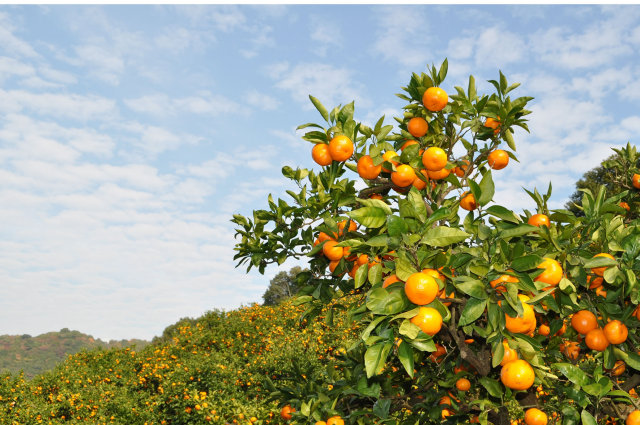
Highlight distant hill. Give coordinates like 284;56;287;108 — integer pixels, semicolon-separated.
0;328;149;378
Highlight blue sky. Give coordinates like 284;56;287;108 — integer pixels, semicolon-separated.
1;5;640;340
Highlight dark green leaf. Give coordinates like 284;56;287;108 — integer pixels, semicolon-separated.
479;377;503;398
348;206;387;228
422;226;470;247
486;205;520;224
459;298;487;326
309;95;329;122
388;215;409;237
397;342;415;378
512;254;543;272
477;170;495;206
554;363;590;387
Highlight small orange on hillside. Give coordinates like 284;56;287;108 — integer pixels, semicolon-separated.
571;310;597;335
528;213;550;227
460;192;478;211
585;327;610;351
405;272;439;305
632;173;640;189
591;253;615;277
328;135;354;162
280;405;295;420
407;117;429;138
422;87;448;112
312;143;333;166
455;377;471;391
391;164;417;187
410;306;443;335
488;149;509;170
524;408;548;425
535;258;563;286
603;319;628;344
422;147;448;171
500;359;535;391
357;155;382;180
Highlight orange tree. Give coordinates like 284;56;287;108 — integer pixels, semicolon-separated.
233;59;640;425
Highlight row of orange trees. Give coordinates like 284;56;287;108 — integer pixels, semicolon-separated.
233;59;640;424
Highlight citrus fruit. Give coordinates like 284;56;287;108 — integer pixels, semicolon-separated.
528;213;550;227
400;140;419;151
281;405;295;420
487;149;509;170
328;135;354;161
571;310;597;335
455;378;471;391
500;340;519;366
391;164;417;187
407;117;429;138
381;151;399;173
312;143;333;166
427;167;451;180
357;155;381;180
627;410;640;425
405;272;439;305
422;87;448;111
524;408;548;425
490;272;518;293
632;173;640;189
460;192;478;211
500;359;535;391
534;258;562;286
585;327;610;351
382;274;401;288
453;159;470;177
505;295;536;334
603;319;628;344
422;147;448;171
412;170;429;190
484;117;500;131
322;240;344;261
410;306;443;335
610;360;626;376
591;253;615;277
326;416;344;425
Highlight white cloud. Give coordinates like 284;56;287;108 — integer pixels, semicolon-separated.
245;89;280;110
0;12;40;58
125;92;241;116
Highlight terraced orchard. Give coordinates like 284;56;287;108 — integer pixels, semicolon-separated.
233;59;640;424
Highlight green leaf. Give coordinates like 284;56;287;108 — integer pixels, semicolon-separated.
497;224;538;239
357;198;393;215
365;342;392;378
399;319;421;339
348;206;387;228
425;207;452;227
614;348;640;371
361;316;386;341
479;377;503;398
408;189;427;223
477;170;495;206
486;205;520;224
554;363;590;387
387;215;409;237
368;263;383;285
397;342;415;378
395;256;419;281
309;95;329;122
366;287;409;315
422;226;470;247
504;129;516;151
365;235;389;247
512;254;543;272
468;75;476;100
355;264;368;289
438;58;448;82
373;398;392;419
455;277;488;300
459;298;487;326
583;256;617;269
580;409;597;425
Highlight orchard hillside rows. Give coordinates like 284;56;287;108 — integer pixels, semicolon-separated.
233;59;640;425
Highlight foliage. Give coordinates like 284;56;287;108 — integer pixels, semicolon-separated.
0;328;148;379
263;266;308;306
0;299;358;424
566;144;640;220
233;59;640;424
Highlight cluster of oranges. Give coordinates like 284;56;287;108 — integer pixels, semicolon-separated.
312;135;355;166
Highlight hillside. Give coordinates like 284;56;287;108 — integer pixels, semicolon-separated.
0;300;359;424
0;328;149;379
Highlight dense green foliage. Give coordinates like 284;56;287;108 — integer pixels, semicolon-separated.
0;328;148;379
262;266;307;306
0;300;358;424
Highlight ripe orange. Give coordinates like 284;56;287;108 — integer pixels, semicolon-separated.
563;340;580;361
535;258;562;286
337;219;357;236
322;240;344;261
484;117;501;132
407;117;429;138
427;167;451;180
571;310;597;335
505;295;536;334
316;422;327;425
438;395;452;405
500;340;519;366
312;143;333;166
487;149;509;170
610;360;626;376
537;324;550;336
524;408;548;425
357;155;382;180
632;173;640;189
441;408;453;419
453;159;470;177
329;260;342;275
422;87;448;112
460;192;478;211
412;170;429;190
382;274;401;288
422;147;448;171
326;416;344;425
369;193;383;200
400;140;419;151
391;164;417;187
430;343;447;363
382;151;399;173
455;378;471;391
528;213;550;227
620;201;631;211
410;306;443;336
587;275;603;289
328;135;354;162
280;405;295;420
591;253;615;277
603;319;628;344
500;359;535;391
585;327;610;351
627;410;640;425
405;272;439;305
490;273;518;293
